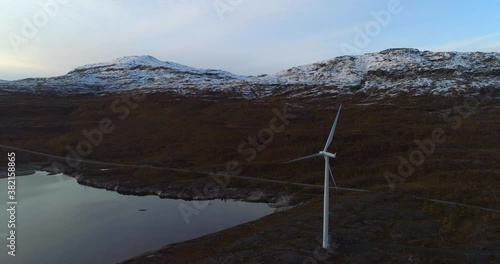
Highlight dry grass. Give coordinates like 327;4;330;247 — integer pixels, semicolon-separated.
0;92;498;208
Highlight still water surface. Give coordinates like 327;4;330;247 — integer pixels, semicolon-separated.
0;172;274;263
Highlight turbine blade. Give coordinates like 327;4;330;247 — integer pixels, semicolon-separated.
323;104;342;151
283;153;323;164
328;162;338;190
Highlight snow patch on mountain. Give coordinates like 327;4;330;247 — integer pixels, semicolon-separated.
260;48;499;97
0;55;251;95
0;49;498;98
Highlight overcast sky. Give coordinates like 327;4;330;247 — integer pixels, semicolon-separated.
0;0;499;80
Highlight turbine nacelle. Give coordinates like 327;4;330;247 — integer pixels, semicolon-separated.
319;151;336;159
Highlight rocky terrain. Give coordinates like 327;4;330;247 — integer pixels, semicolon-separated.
122;192;500;263
0;48;498;98
0;48;499;263
267;48;500;97
73;170;301;208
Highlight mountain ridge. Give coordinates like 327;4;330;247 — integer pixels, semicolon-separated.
1;48;499;98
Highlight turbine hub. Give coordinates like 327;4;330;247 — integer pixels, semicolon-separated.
320;151;337;159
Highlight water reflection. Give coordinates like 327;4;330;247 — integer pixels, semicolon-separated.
0;172;274;264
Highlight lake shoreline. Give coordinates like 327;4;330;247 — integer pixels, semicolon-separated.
0;162;303;209
72;172;302;210
0;170;279;264
1;157;498;262
0;163;61;179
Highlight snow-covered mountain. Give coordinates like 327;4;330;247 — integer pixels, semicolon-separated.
0;55;250;95
261;48;499;97
1;49;498;98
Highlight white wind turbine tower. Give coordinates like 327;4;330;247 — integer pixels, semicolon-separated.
284;104;342;249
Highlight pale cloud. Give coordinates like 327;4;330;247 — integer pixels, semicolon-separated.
0;51;58;78
482;43;500;52
0;0;499;80
0;0;383;79
421;33;500;52
230;29;356;75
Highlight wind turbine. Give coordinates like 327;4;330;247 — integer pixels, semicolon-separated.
284;104;342;249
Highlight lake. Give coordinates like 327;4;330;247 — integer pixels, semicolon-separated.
0;171;274;263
